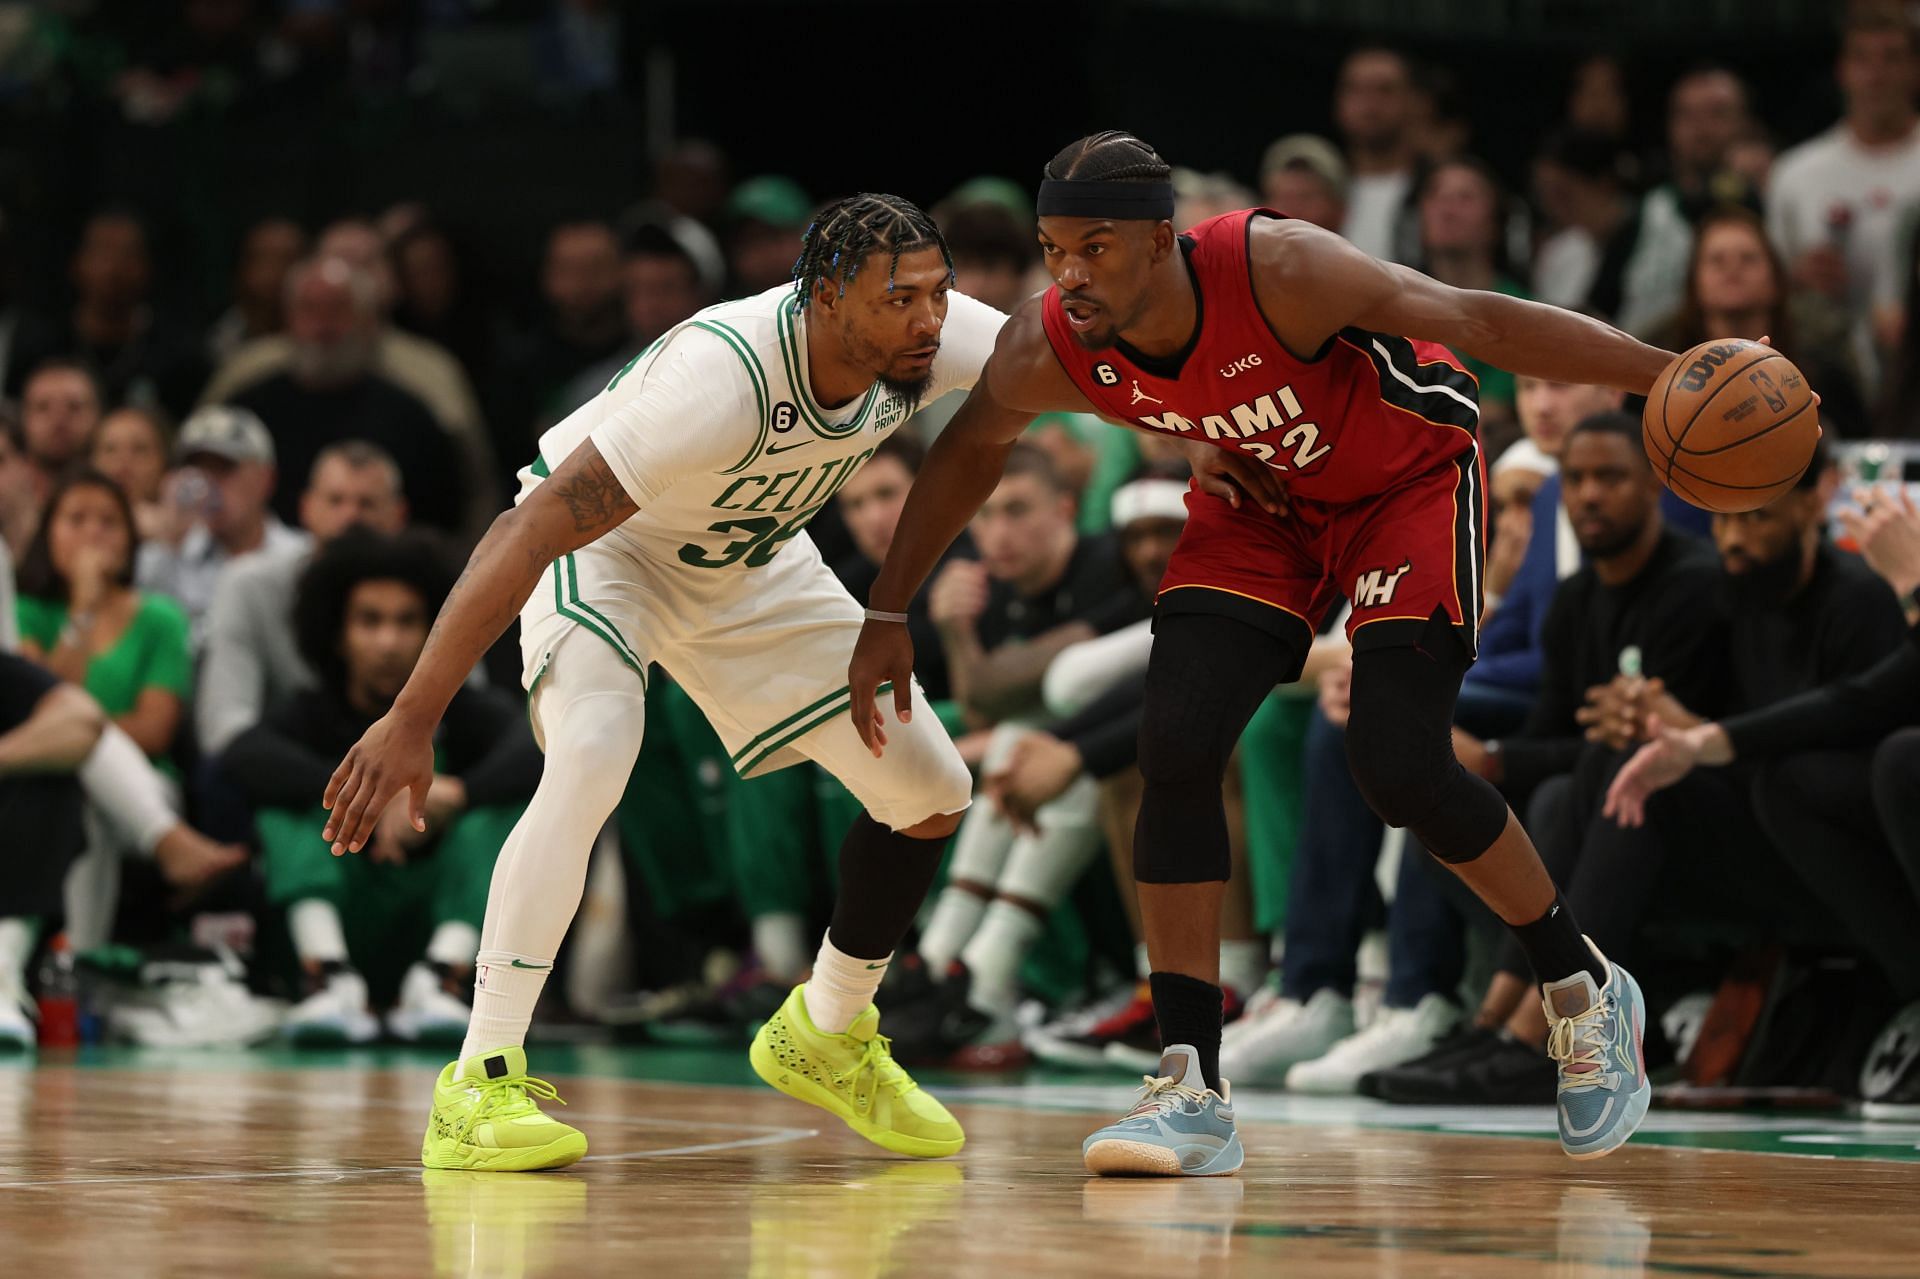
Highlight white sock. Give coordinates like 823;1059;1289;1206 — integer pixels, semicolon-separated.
0;918;34;993
1219;939;1267;1000
918;885;989;973
959;900;1045;1017
458;949;553;1069
1135;942;1152;980
288;899;349;966
802;933;886;1034
425;921;480;968
752;912;810;982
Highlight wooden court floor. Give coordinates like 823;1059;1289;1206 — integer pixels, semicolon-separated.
5;1053;1920;1278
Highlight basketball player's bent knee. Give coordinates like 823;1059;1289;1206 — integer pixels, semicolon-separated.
1345;646;1507;865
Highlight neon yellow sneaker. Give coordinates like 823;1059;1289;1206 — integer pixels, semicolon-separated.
420;1046;588;1172
750;984;965;1158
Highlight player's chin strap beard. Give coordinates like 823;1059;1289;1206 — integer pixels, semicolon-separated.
1035;178;1175;221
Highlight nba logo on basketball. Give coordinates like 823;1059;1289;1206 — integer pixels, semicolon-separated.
1748;369;1788;413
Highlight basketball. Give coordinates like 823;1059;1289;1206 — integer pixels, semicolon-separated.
1642;338;1821;513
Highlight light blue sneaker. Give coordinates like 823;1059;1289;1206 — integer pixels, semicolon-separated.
1082;1045;1243;1177
1543;941;1651;1161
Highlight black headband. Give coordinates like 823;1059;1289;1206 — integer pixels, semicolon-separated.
1036;178;1175;221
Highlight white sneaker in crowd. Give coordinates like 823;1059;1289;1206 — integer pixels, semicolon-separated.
1220;987;1354;1087
1286;993;1462;1094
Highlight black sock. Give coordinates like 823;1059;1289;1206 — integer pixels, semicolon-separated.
1509;893;1605;988
1148;971;1225;1093
825;813;948;960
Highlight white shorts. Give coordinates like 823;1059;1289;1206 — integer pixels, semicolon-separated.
518;532;971;829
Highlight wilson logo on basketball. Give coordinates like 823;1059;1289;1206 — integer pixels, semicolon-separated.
1677;343;1749;393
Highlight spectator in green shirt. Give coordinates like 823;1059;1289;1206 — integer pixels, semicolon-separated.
13;469;191;771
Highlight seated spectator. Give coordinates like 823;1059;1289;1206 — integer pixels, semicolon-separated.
388;218;495;391
1415;158;1526;454
929;443;1137;727
496;219;628;451
223;257;463;532
1608;477;1920;1118
1650;205;1867;437
198;441;409;759
203;228;494;537
726;177;814;295
226;529;541;1044
19;358;105;513
1370;413;1733;1105
1259;135;1349;234
1334;46;1422;264
1613;66;1755;335
207;217;308;366
7;211;207;419
15;469;191;771
1529;129;1633;314
563;220;721;416
939;201;1038;315
1769;5;1920;396
89;404;173;545
135;407;306;649
0;654;103;1049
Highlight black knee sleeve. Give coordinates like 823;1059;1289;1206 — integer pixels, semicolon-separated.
1346;638;1509;863
1134;612;1301;883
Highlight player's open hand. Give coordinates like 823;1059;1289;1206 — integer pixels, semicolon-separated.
1180;439;1289;515
849;618;914;758
321;710;435;856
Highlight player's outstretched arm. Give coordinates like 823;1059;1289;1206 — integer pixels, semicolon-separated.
1249;219;1676;397
321;442;638;854
849;305;1063;754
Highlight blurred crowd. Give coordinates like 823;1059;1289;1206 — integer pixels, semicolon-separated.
3;1;1920;1118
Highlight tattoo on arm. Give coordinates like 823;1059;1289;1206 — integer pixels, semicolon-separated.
552;454;638;534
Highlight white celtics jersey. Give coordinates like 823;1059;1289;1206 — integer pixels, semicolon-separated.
526;284;1004;570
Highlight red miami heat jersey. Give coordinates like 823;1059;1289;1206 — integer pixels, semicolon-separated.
1040;208;1479;506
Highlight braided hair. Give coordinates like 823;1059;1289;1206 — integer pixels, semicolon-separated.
1044;131;1172;183
791;193;954;309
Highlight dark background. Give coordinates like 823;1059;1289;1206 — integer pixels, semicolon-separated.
0;0;1853;325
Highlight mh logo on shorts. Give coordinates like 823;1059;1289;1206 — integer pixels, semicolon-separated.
1354;560;1412;609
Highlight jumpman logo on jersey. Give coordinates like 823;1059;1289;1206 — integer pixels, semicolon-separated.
1131;381;1163;407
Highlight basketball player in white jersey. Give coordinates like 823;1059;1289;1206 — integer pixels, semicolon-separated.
321;195;1005;1170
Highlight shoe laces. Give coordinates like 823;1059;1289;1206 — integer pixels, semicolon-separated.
1545;995;1619;1090
1125;1073;1211;1118
845;1032;918;1099
457;1074;566;1145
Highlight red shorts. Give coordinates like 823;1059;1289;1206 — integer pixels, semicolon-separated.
1156;451;1485;675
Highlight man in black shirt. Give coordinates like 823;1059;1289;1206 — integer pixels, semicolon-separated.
928;442;1138;726
228;259;463;533
0;654;104;1049
227;529;540;1045
1608;483;1920;1118
1375;411;1729;1103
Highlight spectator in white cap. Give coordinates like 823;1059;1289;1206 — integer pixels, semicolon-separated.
135;405;305;649
1260;134;1351;234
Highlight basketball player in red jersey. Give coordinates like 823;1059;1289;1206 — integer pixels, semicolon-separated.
849;132;1686;1175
